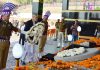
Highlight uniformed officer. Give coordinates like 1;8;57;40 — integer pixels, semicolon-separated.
0;3;21;70
55;19;60;41
38;11;51;59
57;18;66;48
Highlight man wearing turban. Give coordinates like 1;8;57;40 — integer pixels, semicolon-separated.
38;11;51;59
0;3;22;69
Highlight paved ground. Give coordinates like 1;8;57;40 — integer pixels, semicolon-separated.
6;33;68;69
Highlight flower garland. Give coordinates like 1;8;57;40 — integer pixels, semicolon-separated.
56;47;85;57
26;22;45;44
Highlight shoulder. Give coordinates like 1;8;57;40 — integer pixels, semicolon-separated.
0;19;2;23
25;19;32;24
55;22;58;24
9;22;13;26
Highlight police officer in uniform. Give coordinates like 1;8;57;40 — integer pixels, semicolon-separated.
57;18;66;48
55;19;60;41
0;3;21;70
38;11;51;59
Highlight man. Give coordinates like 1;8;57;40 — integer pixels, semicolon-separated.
21;13;38;65
38;11;51;59
54;19;60;41
71;20;79;41
0;3;21;70
24;13;38;31
57;17;66;48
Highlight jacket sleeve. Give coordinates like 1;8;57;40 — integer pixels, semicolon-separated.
11;23;19;32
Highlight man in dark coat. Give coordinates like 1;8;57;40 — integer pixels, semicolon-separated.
24;14;38;31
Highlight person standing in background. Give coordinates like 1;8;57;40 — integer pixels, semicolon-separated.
71;20;79;41
19;20;25;45
57;17;66;48
54;19;60;41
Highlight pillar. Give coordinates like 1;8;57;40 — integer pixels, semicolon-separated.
32;0;43;22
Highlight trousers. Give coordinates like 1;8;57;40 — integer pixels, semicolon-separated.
38;35;47;52
57;32;64;47
0;40;10;70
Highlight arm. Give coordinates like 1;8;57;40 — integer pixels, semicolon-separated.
11;23;27;34
94;29;97;36
71;25;74;30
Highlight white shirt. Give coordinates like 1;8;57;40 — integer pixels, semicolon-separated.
21;25;25;31
33;21;35;26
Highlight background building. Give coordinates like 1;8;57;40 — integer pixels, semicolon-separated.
62;0;100;36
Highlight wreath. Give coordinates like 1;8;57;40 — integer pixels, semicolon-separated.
26;22;45;44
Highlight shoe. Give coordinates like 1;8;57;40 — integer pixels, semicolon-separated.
57;46;60;48
21;60;26;65
53;38;57;41
64;40;67;43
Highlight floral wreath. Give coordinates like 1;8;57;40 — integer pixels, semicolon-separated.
26;22;45;44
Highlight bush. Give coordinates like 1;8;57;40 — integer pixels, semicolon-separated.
95;7;100;10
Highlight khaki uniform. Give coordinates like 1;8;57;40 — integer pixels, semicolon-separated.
57;22;66;47
0;20;18;69
39;21;48;52
55;22;60;39
0;41;10;69
39;35;47;52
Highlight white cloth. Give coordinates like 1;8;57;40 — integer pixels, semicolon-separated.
21;25;25;31
21;42;39;63
57;32;64;47
97;32;100;38
33;22;35;26
21;30;26;35
21;22;45;63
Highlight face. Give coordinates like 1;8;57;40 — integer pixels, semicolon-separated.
32;15;37;22
74;20;78;25
61;18;64;22
43;15;48;21
2;14;10;21
58;19;60;22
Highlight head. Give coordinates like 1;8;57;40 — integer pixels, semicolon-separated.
1;14;10;21
1;2;16;21
43;11;51;21
61;17;65;22
74;20;78;26
57;19;60;22
20;20;24;26
1;7;11;21
32;13;38;22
